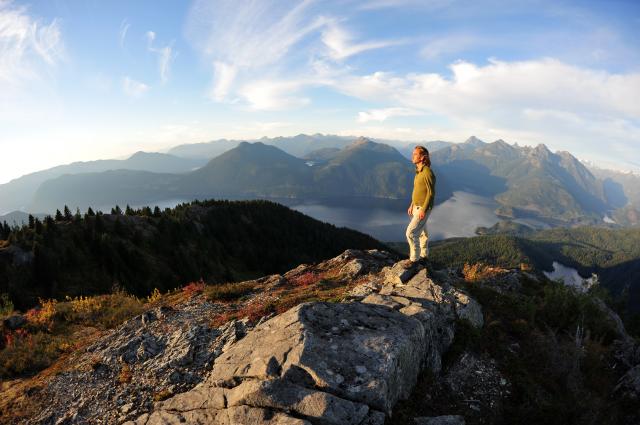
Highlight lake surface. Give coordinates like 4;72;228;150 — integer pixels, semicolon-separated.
288;191;501;242
117;191;501;242
543;261;597;293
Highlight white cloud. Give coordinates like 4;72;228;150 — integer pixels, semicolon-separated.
210;61;237;101
122;76;149;98
186;0;321;70
0;1;64;86
146;30;176;84
356;0;454;11
330;58;640;166
321;21;401;60
334;58;640;120
239;79;310;110
119;19;130;47
145;30;155;44
357;107;421;122
185;0;397;107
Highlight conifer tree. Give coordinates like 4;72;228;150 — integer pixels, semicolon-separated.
35;218;43;235
55;209;64;221
94;213;104;234
125;205;134;216
28;214;35;229
64;205;72;221
153;206;161;217
44;216;55;233
87;207;95;216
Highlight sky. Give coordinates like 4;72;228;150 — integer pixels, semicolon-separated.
1;0;639;184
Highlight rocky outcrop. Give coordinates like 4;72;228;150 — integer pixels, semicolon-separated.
17;250;481;424
31;299;241;424
125;252;481;425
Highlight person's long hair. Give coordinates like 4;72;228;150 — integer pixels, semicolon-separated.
415;145;431;167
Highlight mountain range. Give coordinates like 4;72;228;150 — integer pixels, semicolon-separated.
1;134;639;230
21;138;416;213
0;152;206;215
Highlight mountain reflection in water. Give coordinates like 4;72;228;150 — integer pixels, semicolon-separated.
287;191;500;242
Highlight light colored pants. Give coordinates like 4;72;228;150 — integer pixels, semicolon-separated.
406;206;430;261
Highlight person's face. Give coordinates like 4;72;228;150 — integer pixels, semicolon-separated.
412;148;424;164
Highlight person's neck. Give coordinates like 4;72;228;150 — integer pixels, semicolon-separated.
415;162;424;171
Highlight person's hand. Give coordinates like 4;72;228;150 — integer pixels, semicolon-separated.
418;209;426;220
407;205;413;216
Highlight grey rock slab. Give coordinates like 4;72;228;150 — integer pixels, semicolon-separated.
226;379;369;425
132;406;311;425
155;384;227;411
215;405;311;425
348;278;383;299
382;262;419;285
208;302;426;414
361;293;405;310
340;259;366;279
414;415;466;425
450;289;483;328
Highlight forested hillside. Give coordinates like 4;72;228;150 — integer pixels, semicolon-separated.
0;200;386;310
428;227;640;313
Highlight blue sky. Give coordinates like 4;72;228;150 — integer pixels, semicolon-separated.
1;0;639;183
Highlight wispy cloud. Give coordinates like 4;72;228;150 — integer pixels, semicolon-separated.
357;107;421;122
356;0;454;11
0;1;64;86
239;78;311;110
187;0;322;104
119;18;130;47
335;58;640;164
321;20;401;60
146;30;176;84
186;0;400;107
122;76;149;98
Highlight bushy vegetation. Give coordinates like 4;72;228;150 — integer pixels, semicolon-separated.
426;227;640;330
0;199;385;311
464;277;630;424
0;291;146;379
391;272;635;425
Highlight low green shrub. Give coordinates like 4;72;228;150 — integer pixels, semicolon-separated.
204;281;257;302
0;330;69;378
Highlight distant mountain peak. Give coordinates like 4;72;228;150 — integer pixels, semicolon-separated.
351;136;374;145
464;136;485;146
534;143;551;152
530;143;552;159
127;151;170;160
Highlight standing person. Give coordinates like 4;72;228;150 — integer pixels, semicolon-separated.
404;145;436;267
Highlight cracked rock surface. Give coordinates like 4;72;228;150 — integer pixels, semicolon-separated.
16;250;481;425
126;253;480;425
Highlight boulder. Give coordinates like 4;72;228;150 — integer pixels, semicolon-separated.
208;302;427;414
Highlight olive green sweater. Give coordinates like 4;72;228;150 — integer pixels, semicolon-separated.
411;165;436;211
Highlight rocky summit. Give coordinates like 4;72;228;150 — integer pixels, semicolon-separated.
123;252;481;425
3;249;639;424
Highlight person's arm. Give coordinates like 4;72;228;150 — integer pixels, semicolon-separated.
420;168;435;211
